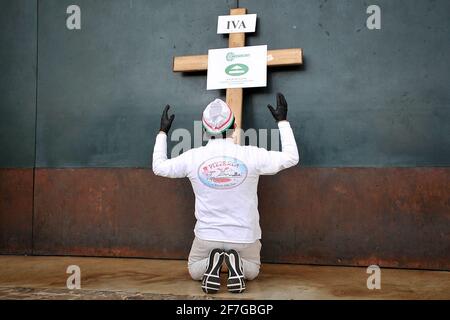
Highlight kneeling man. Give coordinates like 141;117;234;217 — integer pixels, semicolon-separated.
152;93;299;293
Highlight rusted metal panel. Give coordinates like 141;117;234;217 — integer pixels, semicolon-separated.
0;169;33;254
33;168;450;270
33;168;195;259
258;168;450;270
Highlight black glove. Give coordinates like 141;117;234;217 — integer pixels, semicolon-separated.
267;92;288;122
159;104;175;133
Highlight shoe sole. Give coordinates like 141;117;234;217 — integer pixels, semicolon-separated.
201;249;224;294
225;249;246;293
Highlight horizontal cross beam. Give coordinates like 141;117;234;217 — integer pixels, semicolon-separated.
173;48;303;72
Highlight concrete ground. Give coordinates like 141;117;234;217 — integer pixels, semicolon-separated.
0;255;448;300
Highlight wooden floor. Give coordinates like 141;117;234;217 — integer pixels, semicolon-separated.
0;256;449;300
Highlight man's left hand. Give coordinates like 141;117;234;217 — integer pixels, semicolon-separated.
159;104;175;133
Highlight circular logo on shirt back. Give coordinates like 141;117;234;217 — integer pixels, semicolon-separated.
198;156;248;189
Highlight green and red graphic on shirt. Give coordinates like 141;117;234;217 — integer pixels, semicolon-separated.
198;156;248;189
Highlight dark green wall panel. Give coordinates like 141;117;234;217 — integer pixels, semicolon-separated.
0;0;37;168
241;0;450;166
37;0;235;167
33;0;450;167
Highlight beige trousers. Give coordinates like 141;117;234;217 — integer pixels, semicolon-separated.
188;236;262;281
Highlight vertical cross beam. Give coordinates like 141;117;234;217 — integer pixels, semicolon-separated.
226;8;247;143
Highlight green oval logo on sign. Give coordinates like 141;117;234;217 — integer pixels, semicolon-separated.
225;64;249;76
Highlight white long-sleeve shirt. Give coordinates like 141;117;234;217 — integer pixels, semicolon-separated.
152;121;299;243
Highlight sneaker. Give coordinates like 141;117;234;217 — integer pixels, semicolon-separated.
201;248;224;294
224;249;246;293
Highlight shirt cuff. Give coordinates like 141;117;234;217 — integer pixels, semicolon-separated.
155;132;167;144
277;120;291;129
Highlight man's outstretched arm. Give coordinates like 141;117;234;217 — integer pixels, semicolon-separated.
254;93;299;175
152;105;190;178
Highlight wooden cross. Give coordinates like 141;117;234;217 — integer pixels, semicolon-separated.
173;8;303;143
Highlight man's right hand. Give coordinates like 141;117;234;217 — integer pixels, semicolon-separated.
267;93;288;122
159;104;175;133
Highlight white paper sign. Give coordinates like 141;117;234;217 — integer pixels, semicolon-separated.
207;45;267;90
217;14;257;34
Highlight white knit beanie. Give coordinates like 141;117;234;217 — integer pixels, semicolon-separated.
202;99;235;135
